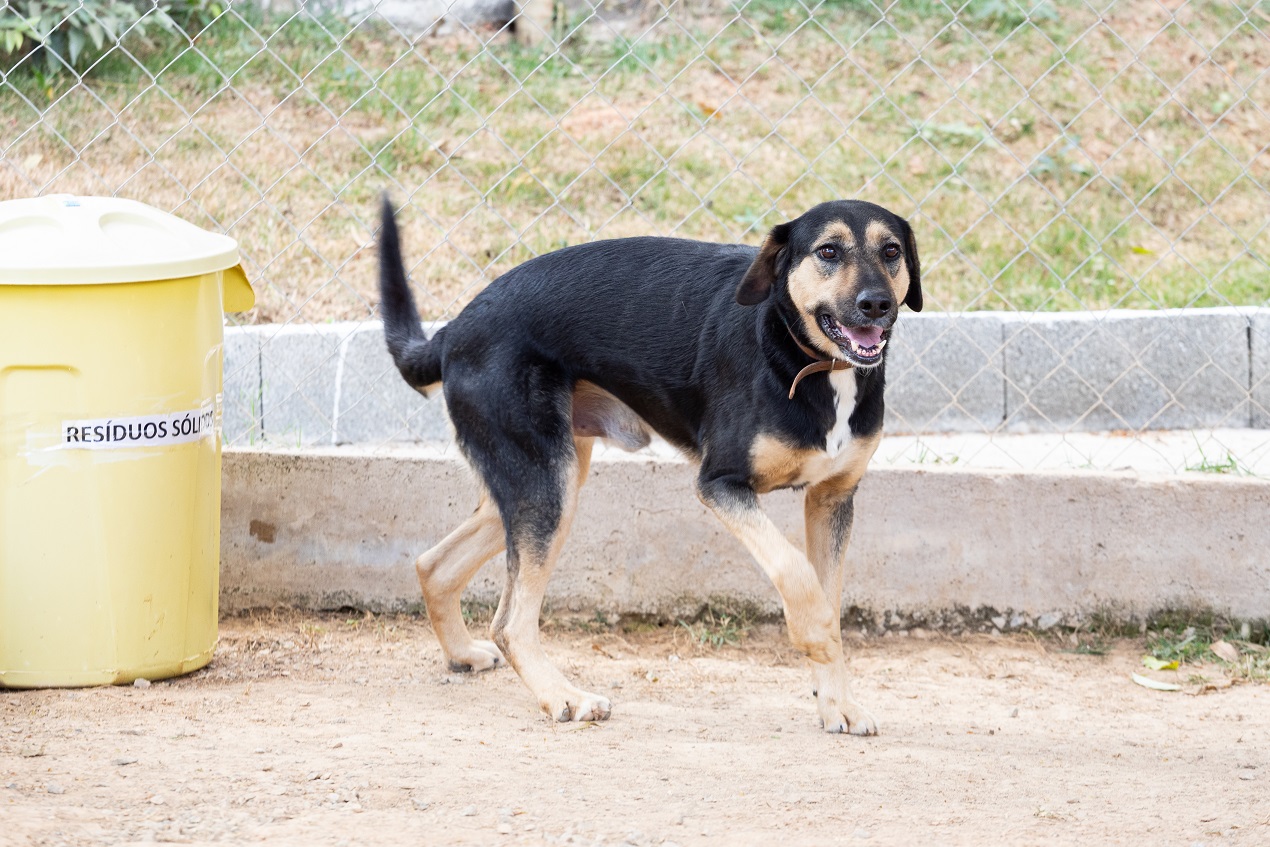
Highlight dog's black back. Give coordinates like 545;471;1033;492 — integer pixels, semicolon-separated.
379;199;920;476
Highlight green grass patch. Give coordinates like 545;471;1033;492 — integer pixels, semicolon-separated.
1185;435;1256;476
674;598;765;649
678;608;752;649
1146;612;1270;681
1;1;1266;322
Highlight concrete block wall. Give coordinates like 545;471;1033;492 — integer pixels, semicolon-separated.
220;448;1270;623
223;322;451;446
1253;312;1270;429
222;308;1270;445
883;312;1005;432
1002;310;1252;431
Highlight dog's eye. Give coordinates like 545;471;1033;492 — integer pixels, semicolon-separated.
883;244;901;260
817;246;838;261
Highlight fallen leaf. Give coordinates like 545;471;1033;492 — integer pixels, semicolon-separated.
1142;655;1179;671
1185;679;1235;696
1132;673;1180;692
1210;641;1239;663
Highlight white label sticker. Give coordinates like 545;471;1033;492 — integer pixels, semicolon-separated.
62;403;217;450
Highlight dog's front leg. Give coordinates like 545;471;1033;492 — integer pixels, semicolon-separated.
804;481;877;735
697;475;877;736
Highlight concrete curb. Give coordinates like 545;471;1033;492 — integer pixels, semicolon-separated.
220;447;1270;627
223;308;1270;446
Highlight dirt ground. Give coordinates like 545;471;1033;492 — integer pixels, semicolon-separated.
3;612;1268;847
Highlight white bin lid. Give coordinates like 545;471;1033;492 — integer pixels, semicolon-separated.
0;194;242;286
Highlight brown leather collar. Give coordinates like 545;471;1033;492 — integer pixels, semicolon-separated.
787;330;852;400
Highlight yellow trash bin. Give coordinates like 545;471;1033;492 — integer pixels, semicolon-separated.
0;194;254;688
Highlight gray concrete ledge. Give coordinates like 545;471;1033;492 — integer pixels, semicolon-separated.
224;308;1270;446
221;447;1270;627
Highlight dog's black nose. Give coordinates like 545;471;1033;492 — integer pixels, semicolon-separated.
855;290;893;320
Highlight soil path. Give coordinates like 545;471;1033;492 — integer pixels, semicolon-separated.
3;613;1268;846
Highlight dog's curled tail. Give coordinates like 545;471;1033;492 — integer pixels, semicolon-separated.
379;195;442;390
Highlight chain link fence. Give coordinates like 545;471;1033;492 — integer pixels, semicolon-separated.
2;0;1267;473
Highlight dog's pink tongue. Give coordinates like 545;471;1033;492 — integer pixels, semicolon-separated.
844;325;883;347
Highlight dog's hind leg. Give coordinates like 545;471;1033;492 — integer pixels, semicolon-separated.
416;493;507;673
490;436;611;722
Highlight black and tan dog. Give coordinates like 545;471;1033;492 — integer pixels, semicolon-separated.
378;198;920;735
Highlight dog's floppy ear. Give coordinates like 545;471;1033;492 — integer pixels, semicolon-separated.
900;217;922;312
736;221;791;306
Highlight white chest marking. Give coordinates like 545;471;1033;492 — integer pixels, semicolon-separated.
825;369;858;457
750;369;876;493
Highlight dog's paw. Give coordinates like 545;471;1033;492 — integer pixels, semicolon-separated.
445;640;505;673
817;697;878;736
541;687;612;723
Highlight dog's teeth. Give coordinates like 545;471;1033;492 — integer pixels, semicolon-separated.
848;336;886;357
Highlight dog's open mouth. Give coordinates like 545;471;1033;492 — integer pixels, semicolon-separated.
818;314;888;363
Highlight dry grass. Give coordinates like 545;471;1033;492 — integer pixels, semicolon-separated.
1;0;1266;324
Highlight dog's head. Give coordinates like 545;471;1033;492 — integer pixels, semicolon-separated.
735;200;921;368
